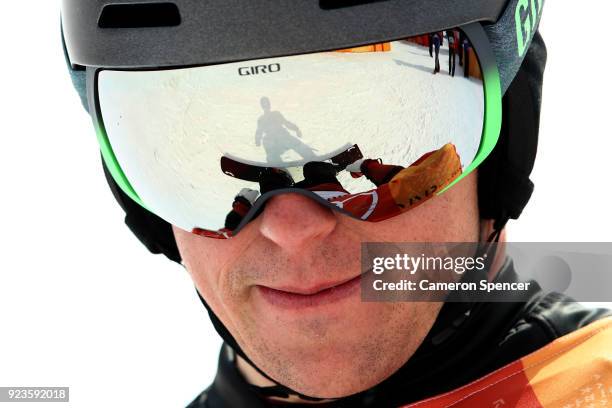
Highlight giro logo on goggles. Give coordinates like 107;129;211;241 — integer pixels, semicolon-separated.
238;63;281;76
515;0;544;58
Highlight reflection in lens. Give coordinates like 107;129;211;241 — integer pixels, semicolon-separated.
97;29;484;237
255;97;317;163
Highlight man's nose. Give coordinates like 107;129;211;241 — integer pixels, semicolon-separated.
258;193;337;253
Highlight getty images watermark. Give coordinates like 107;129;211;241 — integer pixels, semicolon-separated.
360;242;612;302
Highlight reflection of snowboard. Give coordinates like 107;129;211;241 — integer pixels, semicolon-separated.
220;157;264;182
329;144;363;169
221;144;363;182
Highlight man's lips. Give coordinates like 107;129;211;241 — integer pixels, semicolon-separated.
264;275;360;295
255;275;361;310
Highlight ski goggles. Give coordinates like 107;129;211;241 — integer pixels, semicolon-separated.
90;24;502;239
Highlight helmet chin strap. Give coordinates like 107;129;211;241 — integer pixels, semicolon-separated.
194;218;507;403
195;291;328;402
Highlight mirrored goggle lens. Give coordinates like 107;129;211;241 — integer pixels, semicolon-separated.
97;29;485;238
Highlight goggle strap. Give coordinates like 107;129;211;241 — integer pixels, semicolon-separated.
484;0;545;94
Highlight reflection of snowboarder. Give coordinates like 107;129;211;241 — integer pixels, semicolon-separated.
430;32;442;74
458;31;466;67
446;30;457;77
213;144;462;235
254;97;317;164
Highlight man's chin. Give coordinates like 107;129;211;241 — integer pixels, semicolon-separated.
259;351;403;399
242;330;417;399
237;301;444;398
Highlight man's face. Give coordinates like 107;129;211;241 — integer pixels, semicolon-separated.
173;172;480;398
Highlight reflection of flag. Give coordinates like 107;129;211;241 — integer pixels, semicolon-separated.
388;143;461;209
466;48;483;80
327;143;462;222
336;43;391;53
400;317;612;408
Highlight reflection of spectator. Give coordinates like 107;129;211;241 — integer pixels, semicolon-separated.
446;30;457;77
431;32;442;74
462;38;472;78
458;31;466;66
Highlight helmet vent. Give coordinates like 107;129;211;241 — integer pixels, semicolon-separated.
98;3;181;28
319;0;389;10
